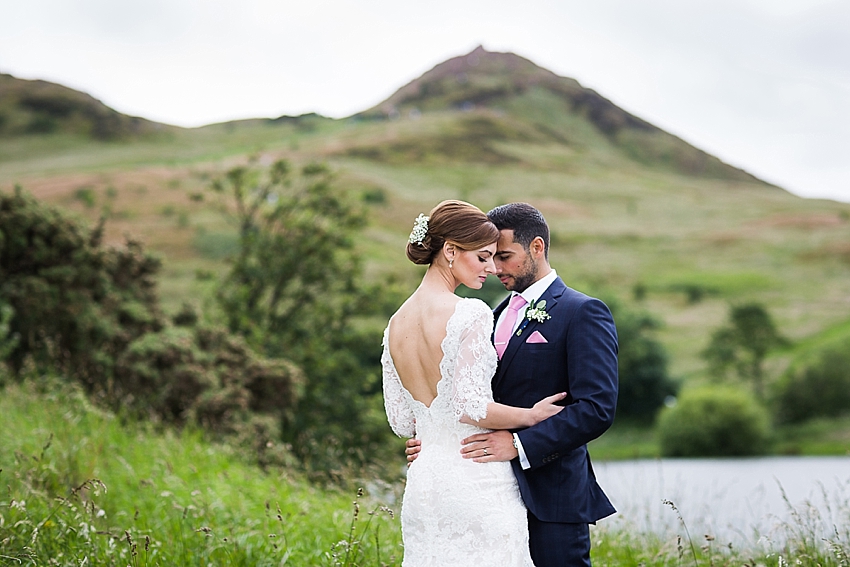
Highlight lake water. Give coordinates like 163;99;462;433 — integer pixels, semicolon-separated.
594;456;850;549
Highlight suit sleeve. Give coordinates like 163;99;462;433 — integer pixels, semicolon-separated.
515;297;618;469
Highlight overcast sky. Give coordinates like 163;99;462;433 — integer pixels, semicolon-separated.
2;0;848;202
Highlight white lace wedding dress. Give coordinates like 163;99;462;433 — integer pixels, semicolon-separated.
382;298;535;567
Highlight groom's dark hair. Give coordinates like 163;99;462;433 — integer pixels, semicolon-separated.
487;203;550;259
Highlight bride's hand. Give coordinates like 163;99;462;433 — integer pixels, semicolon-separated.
529;392;567;425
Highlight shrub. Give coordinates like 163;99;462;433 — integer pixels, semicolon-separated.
0;301;16;386
361;186;387;204
772;339;850;424
0;186;164;384
657;385;771;457
0;187;303;467
612;305;677;423
73;186;97;208
114;325;302;435
0;301;17;361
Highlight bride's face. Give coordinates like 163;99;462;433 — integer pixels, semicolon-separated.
453;243;497;290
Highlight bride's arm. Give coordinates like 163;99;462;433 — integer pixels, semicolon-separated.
381;337;416;438
460;392;566;429
452;301;565;430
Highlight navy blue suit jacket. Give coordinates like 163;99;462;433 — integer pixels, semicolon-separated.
492;277;618;524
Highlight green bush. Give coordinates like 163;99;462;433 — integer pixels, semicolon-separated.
73;186;97;208
0;187;303;467
772;339;850;424
0;301;15;386
610;303;677;423
0;301;17;360
114;325;302;466
657;385;771;457
361;186;387;204
0;186;164;384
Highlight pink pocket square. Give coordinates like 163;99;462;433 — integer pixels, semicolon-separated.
526;330;548;344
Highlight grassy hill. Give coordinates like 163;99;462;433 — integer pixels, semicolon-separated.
354;46;764;183
0;73;174;141
1;46;850;388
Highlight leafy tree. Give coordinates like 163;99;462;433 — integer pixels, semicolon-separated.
212;161;367;352
612;305;677;423
772;339;850;424
210;160;395;475
702;302;788;400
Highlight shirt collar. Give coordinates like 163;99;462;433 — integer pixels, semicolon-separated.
517;269;558;305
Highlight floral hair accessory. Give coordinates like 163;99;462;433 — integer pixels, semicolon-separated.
408;213;429;246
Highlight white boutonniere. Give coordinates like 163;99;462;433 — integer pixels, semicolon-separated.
525;299;551;324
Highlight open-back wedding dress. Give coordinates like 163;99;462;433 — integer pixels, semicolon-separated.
382;298;535;567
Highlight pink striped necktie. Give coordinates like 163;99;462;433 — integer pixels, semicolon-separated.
494;294;527;359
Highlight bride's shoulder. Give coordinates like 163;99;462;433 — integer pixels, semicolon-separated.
454;297;494;325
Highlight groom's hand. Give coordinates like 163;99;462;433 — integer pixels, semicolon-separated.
460;430;518;462
405;438;421;466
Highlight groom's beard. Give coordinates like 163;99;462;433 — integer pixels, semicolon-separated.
506;254;538;293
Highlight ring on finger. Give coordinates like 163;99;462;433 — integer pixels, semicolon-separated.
483;448;488;456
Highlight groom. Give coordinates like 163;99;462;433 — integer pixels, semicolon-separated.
406;202;618;567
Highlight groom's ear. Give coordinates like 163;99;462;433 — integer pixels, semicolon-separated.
529;236;546;258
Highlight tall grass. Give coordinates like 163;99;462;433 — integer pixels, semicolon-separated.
0;380;402;566
1;379;848;566
589;491;850;567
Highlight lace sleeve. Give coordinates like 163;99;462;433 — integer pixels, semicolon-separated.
450;300;498;422
381;329;415;438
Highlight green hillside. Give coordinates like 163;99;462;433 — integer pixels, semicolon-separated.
0;73;174;141
1;46;850;387
355;45;764;183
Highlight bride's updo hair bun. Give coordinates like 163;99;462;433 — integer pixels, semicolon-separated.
406;200;499;265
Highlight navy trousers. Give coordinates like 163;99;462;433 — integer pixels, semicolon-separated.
527;512;592;567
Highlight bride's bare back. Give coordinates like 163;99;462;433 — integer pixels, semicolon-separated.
387;291;460;407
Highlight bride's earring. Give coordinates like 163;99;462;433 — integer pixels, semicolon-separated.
449;259;453;269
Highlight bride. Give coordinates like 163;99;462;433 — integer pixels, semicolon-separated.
381;200;565;566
